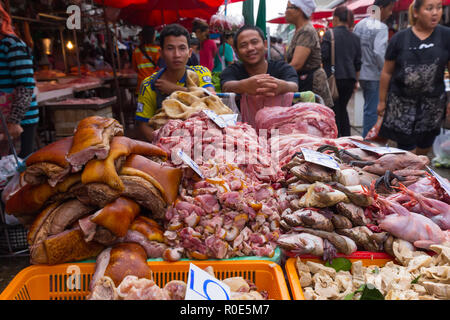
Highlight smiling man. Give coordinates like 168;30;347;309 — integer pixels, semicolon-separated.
220;25;298;99
136;24;215;142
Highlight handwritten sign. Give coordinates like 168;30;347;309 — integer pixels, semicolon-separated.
176;149;204;179
301;148;340;170
185;263;231;300
427;166;450;196
351;140;406;155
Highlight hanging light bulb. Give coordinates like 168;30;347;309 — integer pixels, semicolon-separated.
66;41;74;50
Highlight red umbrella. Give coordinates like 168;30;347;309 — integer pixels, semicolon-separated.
267;16;287;24
311;9;334;20
95;0;224;9
96;0;224;27
346;0;374;15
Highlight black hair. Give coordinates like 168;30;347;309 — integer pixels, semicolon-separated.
233;25;265;49
373;0;396;8
141;26;156;44
333;5;352;23
192;19;209;33
159;24;191;48
413;0;426;9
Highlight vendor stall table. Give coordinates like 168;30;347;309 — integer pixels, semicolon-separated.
42;96;117;137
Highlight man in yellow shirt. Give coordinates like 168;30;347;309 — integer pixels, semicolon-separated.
132;26;161;95
136;24;215;142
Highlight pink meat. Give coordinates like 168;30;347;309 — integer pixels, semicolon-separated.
255;103;338;139
377;198;447;249
194;194;220;214
175;201;205;216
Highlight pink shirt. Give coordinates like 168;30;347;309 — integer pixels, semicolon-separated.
199;39;217;72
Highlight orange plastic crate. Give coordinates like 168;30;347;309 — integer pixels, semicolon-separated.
0;260;290;300
285;256;394;300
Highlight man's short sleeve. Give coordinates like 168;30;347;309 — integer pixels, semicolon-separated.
271;60;299;86
219;63;244;89
136;78;157;122
192;65;214;89
295;28;317;50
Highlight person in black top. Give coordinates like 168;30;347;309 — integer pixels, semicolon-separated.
321;6;362;137
220;25;298;100
377;0;450;155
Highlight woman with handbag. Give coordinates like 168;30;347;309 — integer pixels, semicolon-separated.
377;0;449;155
321;6;362;137
285;0;334;108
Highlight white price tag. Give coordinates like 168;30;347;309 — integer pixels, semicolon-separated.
203;110;238;128
185;263;231;300
176;149;204;179
220;113;238;127
350;140;406;155
203;109;227;128
301;147;340;170
427;166;450;196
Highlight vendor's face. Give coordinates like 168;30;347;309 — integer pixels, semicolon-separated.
285;1;301;24
161;35;192;70
415;0;443;29
236;30;266;66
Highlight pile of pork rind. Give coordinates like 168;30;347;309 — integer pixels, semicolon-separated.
296;240;450;300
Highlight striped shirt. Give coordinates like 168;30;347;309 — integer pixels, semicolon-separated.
0;35;37;125
132;44;161;94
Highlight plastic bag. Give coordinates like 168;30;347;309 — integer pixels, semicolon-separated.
209;13;244;33
220;93;241;122
0;154;19;191
432;130;450;168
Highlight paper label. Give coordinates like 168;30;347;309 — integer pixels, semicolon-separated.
203;109;238;128
350;140;406;155
301;147;340;170
176;149;204;179
220;113;238;127
427;166;450;196
185;263;231;300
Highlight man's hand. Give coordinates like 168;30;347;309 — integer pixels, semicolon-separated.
154;79;187;95
243;74;280;97
5;123;23;140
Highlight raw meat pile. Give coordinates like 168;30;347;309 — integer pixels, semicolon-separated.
276;144;450;261
88;244;267;301
162;162;282;260
255;103;339;139
154;111;284;183
297;241;450;300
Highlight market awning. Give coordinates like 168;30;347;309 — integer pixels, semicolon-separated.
347;0;374;15
311;9;334;20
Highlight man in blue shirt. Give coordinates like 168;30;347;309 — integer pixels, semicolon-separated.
353;0;395;138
